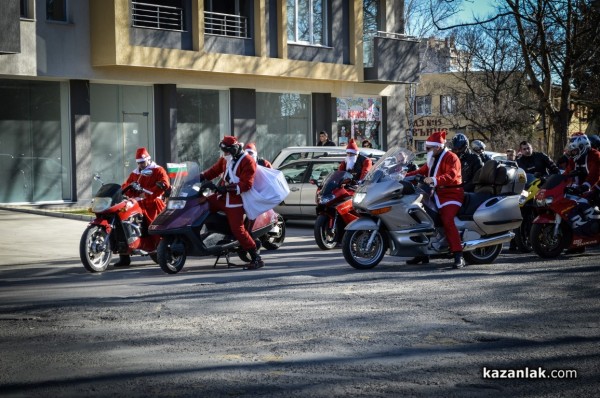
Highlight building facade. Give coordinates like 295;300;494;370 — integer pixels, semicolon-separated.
0;0;419;204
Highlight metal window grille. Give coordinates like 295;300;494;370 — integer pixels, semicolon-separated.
204;11;248;38
132;1;184;31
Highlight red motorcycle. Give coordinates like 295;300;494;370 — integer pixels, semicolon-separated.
313;170;359;249
79;173;161;272
531;173;600;258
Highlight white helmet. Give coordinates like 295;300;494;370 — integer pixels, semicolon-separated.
567;134;590;161
471;140;486;152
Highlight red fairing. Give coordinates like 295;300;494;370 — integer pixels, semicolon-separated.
252;209;278;231
117;199;144;221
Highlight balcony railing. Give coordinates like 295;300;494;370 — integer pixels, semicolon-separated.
132;1;184;31
204;11;248;38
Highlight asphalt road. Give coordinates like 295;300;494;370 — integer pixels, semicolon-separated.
0;209;599;397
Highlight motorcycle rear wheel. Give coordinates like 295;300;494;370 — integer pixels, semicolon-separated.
314;214;339;250
157;237;187;274
261;215;286;250
342;229;387;269
463;243;502;264
79;225;112;273
530;223;569;258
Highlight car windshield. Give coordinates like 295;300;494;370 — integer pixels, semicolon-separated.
320;170;353;195
166;161;202;198
363;147;415;183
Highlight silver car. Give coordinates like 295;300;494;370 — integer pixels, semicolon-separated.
271;146;385;169
276;157;345;220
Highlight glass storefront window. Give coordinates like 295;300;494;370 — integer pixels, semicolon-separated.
336;97;382;149
0;79;71;203
176;88;229;170
256;92;311;163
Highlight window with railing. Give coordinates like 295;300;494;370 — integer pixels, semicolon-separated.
204;11;248;37
131;0;184;31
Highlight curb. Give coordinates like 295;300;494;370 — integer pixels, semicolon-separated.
0;206;93;222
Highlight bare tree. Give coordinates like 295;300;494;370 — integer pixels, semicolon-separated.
433;0;599;159
444;17;538;151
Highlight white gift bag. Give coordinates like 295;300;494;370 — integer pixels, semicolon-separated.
242;166;290;219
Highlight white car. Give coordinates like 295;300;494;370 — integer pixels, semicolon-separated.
271;146;385;170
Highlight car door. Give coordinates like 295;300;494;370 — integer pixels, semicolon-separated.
276;161;309;218
300;160;342;216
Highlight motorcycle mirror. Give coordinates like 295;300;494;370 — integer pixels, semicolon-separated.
93;173;105;185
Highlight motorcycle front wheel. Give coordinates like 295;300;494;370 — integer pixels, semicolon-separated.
79;225;112;273
261;215;286;250
342;229;387;269
314;214;340;250
157;237;187;274
463;243;502;265
514;208;535;253
530;223;570;258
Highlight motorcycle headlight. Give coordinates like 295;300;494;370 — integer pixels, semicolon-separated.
353;192;366;204
320;194;335;205
91;197;112;213
167;199;187;210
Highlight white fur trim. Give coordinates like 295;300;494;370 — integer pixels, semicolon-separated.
425;141;443;147
346;149;358;154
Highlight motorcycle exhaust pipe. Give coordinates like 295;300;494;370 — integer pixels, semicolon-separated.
462;231;515;252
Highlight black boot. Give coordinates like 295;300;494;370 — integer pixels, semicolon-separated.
244;249;264;270
114;255;131;267
452;252;465;269
406;256;429;265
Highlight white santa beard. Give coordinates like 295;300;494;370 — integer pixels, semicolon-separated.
346;157;356;169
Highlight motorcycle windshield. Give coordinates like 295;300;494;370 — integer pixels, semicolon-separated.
363;147;415;184
320;171;353;196
167;161;202;199
541;174;568;190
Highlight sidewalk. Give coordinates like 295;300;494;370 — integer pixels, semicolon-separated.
0;207;91;267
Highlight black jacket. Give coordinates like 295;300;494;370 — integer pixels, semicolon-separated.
317;140;336;147
517;152;560;176
458;149;484;192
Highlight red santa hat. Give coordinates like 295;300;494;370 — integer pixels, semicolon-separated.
346;139;359;154
220;136;238;147
135;147;151;162
425;131;447;147
244;142;257;153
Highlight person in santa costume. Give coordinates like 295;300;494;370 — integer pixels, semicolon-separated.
200;136;264;270
118;147;170;267
244;142;272;168
406;131;466;268
338;139;372;182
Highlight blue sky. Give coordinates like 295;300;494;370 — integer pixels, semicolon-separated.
455;0;498;22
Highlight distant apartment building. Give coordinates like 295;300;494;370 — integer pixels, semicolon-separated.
0;0;419;204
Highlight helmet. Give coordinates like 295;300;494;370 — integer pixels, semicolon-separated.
471;140;486;152
567;133;590;161
451;133;469;151
587;134;600;150
220;136;243;156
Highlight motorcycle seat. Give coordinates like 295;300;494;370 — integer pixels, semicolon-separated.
458;192;493;220
473;160;509;195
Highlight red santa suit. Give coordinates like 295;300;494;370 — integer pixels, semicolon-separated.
338;139;372;180
122;148;170;223
407;132;464;253
564;148;600;190
201;138;257;251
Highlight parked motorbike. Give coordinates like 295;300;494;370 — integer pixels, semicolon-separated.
530;173;600;258
79;172;161;272
148;161;285;274
341;148;525;269
513;173;545;252
313;170;359;249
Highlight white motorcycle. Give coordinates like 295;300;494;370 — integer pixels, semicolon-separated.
342;148;526;269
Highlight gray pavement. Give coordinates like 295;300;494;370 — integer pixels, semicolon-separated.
0;208;91;267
